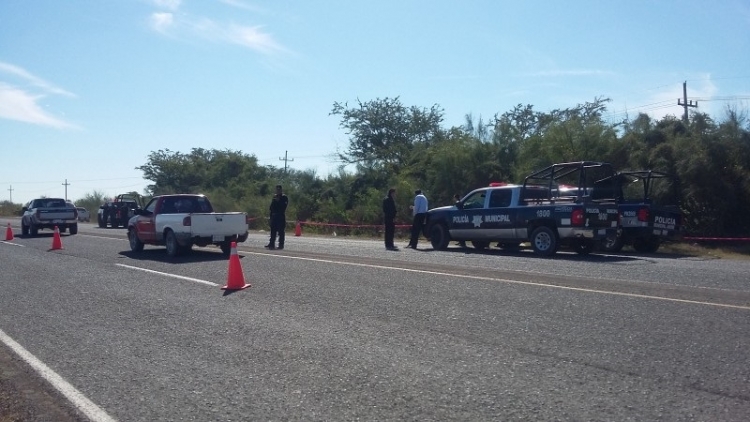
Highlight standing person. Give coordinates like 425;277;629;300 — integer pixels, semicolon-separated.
382;188;399;251
406;189;428;249
265;184;289;250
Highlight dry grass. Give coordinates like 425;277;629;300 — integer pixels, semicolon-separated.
661;242;750;260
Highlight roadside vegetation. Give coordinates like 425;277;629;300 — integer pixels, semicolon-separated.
1;97;748;255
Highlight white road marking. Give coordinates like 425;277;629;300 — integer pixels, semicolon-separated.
0;328;117;422
116;264;220;287
0;241;24;247
249;252;750;311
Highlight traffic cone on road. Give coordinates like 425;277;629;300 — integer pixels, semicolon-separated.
4;223;13;241
221;242;250;290
50;226;63;250
295;221;302;237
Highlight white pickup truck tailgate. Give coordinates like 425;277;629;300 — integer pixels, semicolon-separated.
38;209;77;221
190;213;247;237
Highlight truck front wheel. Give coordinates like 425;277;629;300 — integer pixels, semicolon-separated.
429;224;450;250
530;226;557;256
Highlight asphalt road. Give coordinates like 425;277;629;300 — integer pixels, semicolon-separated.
1;219;749;421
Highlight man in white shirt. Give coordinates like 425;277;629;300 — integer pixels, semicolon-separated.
407;189;428;249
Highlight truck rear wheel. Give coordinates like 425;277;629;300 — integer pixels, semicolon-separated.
165;230;180;257
429;224;450;250
530;226;557;256
69;224;78;235
601;233;624;253
129;229;144;252
220;242;232;256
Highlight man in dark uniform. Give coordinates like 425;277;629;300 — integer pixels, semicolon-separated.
382;188;398;251
265;185;289;250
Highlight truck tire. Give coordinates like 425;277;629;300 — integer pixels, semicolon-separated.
601;234;624;253
573;238;594;255
633;236;660;253
21;222;29;236
30;224;38;237
69;224;78;235
471;240;490;250
128;229;144;252
530;226;557;256
429;223;450;250
165;230;180;257
220;242;232;256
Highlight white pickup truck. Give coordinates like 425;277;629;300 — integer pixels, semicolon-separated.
21;198;78;236
127;194;249;257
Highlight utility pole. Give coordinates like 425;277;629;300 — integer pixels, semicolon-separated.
62;179;70;201
279;150;294;174
677;81;698;124
7;185;12;203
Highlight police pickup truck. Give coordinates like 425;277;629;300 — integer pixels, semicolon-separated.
600;170;682;253
127;194;249;257
424;162;620;256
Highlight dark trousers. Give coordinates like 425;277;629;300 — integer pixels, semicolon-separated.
409;213;426;246
269;214;286;246
384;217;395;248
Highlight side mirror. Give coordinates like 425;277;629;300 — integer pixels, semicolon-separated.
21;206;28;212
455;202;464;210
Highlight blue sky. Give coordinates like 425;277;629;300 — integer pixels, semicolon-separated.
2;0;749;205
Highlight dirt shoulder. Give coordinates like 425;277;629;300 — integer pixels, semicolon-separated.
0;343;84;422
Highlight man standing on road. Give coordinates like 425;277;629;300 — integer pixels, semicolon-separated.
406;189;428;249
382;188;398;251
265;184;289;250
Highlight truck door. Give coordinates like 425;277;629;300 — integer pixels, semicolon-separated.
485;189;516;240
135;198;159;243
450;190;489;239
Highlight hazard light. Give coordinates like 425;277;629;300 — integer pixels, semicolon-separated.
489;182;507;187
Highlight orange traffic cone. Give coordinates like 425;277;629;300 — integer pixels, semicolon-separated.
4;223;13;241
221;242;250;290
295;221;302;237
50;226;63;250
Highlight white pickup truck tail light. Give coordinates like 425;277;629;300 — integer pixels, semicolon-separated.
182;216;191;226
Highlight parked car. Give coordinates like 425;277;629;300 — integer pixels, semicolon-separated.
76;207;91;222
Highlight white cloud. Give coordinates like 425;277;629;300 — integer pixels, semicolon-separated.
0;62;78;129
530;69;616;77
0;61;75;97
226;24;287;54
218;0;266;13
149;12;174;33
151;0;181;11
0;83;78;129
